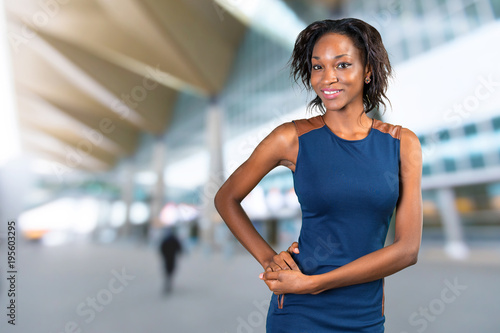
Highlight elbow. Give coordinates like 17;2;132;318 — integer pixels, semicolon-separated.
214;188;223;213
407;252;418;266
395;241;420;267
404;247;420;267
213;186;233;214
394;238;420;268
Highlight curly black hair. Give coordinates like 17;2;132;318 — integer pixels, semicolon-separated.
290;18;392;114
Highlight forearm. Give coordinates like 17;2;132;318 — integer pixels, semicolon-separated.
215;195;276;268
311;242;418;294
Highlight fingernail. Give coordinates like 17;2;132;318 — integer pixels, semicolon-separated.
259;273;264;279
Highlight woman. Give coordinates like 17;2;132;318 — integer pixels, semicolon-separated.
214;18;422;332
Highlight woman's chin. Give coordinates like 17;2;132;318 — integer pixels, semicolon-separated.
322;101;345;112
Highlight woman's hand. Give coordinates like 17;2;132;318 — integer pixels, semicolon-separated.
260;242;319;295
259;269;318;295
288;242;299;255
263;242;300;272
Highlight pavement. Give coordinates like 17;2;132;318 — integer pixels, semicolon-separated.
1;238;499;333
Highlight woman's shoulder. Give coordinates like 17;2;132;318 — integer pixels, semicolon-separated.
265;116;320;148
400;127;419;142
290;114;325;137
372;119;420;148
399;126;421;156
258;121;299;163
372;118;403;140
271;115;325;140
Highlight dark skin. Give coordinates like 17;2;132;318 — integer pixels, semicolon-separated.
214;33;423;295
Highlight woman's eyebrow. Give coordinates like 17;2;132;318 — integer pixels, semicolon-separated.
312;54;349;60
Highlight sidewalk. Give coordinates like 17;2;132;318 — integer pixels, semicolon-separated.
1;240;499;333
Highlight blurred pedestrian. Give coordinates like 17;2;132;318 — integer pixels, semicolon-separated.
159;227;182;294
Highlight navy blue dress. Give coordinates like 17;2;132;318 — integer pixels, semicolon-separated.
266;115;402;332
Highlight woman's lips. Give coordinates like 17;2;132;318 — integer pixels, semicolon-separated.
321;89;342;99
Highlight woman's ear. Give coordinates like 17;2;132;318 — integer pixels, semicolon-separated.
364;63;372;79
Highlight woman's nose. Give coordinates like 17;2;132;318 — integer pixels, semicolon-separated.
323;68;338;84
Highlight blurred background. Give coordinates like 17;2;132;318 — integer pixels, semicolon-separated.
1;0;500;332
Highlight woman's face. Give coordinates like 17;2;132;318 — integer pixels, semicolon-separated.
310;33;370;113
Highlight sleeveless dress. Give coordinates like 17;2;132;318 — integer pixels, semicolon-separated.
266;115;402;333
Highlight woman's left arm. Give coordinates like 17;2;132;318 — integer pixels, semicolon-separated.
262;128;423;295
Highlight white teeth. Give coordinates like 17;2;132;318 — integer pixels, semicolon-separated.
324;90;340;95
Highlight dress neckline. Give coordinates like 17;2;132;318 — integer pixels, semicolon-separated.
321;115;374;142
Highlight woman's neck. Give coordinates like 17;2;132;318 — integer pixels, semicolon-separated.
322;109;372;139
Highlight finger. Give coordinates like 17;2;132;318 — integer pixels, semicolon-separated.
263;271;280;281
269;262;282;272
282;253;300;271
288;242;300;254
292;242;300;253
276;250;299;271
264;280;282;295
278;251;295;270
264;261;280;272
272;253;289;270
265;280;274;290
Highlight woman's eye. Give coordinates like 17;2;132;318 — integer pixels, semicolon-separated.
337;63;351;69
312;65;321;70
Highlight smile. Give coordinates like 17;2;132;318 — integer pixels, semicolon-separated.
321;89;342;99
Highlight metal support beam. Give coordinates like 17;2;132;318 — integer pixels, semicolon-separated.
149;136;166;232
436;187;470;260
120;158;135;239
200;98;225;252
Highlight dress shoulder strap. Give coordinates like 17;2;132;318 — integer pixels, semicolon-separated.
372;118;402;140
292;115;324;137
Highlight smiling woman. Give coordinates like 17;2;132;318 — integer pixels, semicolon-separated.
291;18;392;115
214;18;423;333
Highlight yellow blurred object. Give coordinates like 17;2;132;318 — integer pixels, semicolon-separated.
490;195;500;210
422;200;438;217
23;230;48;240
455;197;475;213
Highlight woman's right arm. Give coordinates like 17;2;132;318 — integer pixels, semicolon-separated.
214;122;298;270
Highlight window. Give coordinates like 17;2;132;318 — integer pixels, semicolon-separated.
438;129;450;141
443;158;456;172
493;0;500;19
436;0;447;7
414;0;424;16
464;3;481;29
463;123;478;136
470;153;485;168
421;32;431;52
422;163;431;176
400;39;411;61
492;116;500;131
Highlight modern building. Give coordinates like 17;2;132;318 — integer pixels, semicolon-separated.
1;0;499;257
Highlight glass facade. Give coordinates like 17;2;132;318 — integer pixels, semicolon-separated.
161;0;500;216
420;116;500;176
346;0;497;63
219;26;307;139
165;0;499;158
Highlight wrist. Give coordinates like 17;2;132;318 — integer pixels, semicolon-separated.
261;259;272;270
260;252;277;270
308;274;326;295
